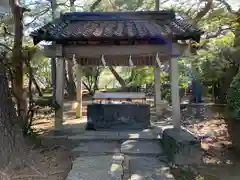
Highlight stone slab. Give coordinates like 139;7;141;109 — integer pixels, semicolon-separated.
162;128;202;165
120;140;163;155
69;135;107;141
83;131;119;136
69;130;161;141
69;131;119;141
66;155;124;180
118;129;159;140
129;156;175;180
72;141;120;154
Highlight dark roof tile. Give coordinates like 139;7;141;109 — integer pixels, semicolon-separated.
30;10;204;45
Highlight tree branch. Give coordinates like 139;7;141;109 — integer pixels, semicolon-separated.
90;0;102;12
205;26;232;39
194;0;213;23
24;8;50;27
3;26;14;36
133;0;144;11
216;0;240;16
0;43;12;51
107;0;118;11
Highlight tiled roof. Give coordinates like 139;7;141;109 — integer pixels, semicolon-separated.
30;10;204;45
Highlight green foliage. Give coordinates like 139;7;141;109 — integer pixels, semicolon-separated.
127;66;154;85
178;58;190;88
82;66;103;94
187;31;237;102
226;72;240;121
195;175;204;180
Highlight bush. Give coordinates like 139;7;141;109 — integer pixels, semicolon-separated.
226;72;240;121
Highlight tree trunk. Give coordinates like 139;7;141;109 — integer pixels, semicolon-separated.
0;59;26;169
64;60;76;98
25;65;43;97
11;5;26;119
66;59;76;94
32;74;43;96
64;66;75;97
93;69;100;92
218;66;239;103
108;66;126;87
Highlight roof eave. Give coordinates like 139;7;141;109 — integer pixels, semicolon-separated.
31;32;204;45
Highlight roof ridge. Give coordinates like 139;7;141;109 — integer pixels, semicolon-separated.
60;10;176;21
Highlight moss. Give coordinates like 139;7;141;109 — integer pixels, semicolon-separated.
226;72;240;121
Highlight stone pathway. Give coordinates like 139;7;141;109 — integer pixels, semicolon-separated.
66;129;175;180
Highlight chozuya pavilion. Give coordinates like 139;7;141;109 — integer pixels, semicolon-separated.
30;10;203;129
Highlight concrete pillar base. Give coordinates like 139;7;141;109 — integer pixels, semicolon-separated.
155;100;169;115
162;128;202;165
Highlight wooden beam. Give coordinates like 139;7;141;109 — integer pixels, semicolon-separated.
77;55;158;66
44;44;63;57
44;43;187;59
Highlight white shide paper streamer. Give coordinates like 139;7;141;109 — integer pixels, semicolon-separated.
156;52;161;68
101;54;107;67
129;55;134;67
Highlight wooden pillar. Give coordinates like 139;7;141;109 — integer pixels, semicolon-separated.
170;57;181;128
55;58;65;129
76;64;82;118
154;0;162;116
69;0;82;118
154;65;162;115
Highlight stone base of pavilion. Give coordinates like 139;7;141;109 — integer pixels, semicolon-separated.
38;99;201;180
41;98;202;165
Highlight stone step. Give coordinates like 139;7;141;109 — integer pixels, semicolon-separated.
66;155;125;180
128;156;175;180
72;141;121;157
118;130;160;141
68;129;161;141
72;139;164;157
69;131;120;141
120;140;164;156
66;155;174;180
